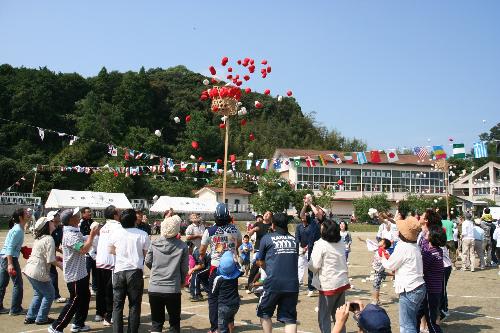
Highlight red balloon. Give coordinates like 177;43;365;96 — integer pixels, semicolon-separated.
266;66;272;73
248;65;255;73
236;81;242;86
227;67;233;72
264;89;271;95
185;115;191;122
226;74;233;80
255;101;263;109
191;141;199;150
287;90;293;96
219;123;226;129
241;119;247;126
200;94;208;101
209;66;216;75
221;57;228;66
337;179;344;185
250;59;255;65
261;59;268;65
212;105;219;112
249;133;255;141
211;78;217;84
198;156;204;161
230;154;236;162
262;72;267;78
245;87;251;93
237;60;242;65
216;159;223;164
243;75;250;81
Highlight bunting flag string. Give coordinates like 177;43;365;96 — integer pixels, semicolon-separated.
2;168;36;193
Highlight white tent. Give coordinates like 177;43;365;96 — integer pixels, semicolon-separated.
149;196;218;214
45;189;133;210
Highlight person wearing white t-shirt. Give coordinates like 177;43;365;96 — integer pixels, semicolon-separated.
94;205;122;325
185;213;205;249
492;227;500;275
461;213;475;271
109;209;151;333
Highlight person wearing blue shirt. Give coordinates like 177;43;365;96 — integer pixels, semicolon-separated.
0;208;28;315
257;213;299;333
295;213;320;296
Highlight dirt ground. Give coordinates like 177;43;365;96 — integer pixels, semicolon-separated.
1;230;499;333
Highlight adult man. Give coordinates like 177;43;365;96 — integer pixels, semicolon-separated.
473;220;486;269
257;213;299;333
246;212;272;291
441;216;457;269
480;210;494;267
79;207;97;295
49;207;98;333
185;213;206;249
94;205;122;326
199;203;242;333
135;210;152;236
110;209;151;333
297;199;321;296
48;210;66;303
461;213;475;272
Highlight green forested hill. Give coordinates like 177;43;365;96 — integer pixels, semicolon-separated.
0;64;366;199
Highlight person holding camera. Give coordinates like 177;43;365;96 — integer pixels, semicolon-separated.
333;300;391;333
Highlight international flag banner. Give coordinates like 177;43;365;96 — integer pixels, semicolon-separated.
246;160;252;170
370;150;382;163
273;159;282;170
413;146;429;160
108;145;118;156
306;156;316;167
37;127;45;141
199;163;206;172
294;156;301;167
432;146;447;159
135;152;144;159
344;152;354;164
328;153;342;164
356;152;368;165
473;141;488;158
386;150;399;163
255;160;261;169
261;159;269;170
318;154;327;166
452;143;466;159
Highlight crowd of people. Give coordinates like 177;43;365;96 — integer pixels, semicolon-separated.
0;199;498;333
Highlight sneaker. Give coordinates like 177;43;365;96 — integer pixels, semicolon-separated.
70;324;91;332
24;317;36;324
94;315;103;322
103;319;112;327
55;298;67;303
0;307;10;314
48;326;63;333
36;318;55;325
10;308;27;316
471;268;475;272
307;290;314;297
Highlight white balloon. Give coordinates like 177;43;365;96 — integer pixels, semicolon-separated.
237;102;243;106
248;152;254;158
190;155;196;160
153;195;159;201
482;119;486;123
277;95;283;102
154;129;162;137
427;138;431;142
174;117;180;123
202;79;209;86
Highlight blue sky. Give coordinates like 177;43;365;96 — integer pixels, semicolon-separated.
1;0;499;152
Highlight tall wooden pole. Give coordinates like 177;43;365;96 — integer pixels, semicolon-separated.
445;168;450;219
32;167;38;194
222;118;229;203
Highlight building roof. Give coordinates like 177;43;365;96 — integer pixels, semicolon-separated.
273;148;433;166
195;187;251;196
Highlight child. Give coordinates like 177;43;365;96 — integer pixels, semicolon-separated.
339;221;352;263
189;244;210;301
249;253;266;297
185;241;196;287
371;238;392;305
238;235;253;276
213;251;242;333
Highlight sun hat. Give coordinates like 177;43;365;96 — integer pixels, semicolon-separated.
161;215;182;238
60;207;80;225
217;251;242;280
356;303;392;333
46;210;60;221
34;217;49;231
395;216;421;242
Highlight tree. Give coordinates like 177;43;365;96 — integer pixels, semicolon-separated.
290;189;315;213
315;187;336;211
250;171;295;213
353;194;391;223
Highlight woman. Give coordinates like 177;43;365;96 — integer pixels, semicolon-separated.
382;215;426;333
0;208;27;315
145;215;189;333
417;210;446;333
309;219;350;333
339;221;352;263
23;216;62;325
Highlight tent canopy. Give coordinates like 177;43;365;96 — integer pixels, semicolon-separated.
149;196;218;214
45;189;133;210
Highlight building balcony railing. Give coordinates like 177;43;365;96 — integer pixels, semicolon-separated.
226;203;253;213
